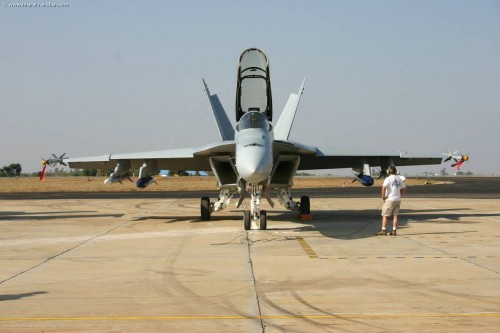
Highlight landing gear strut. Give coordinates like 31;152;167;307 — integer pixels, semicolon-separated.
201;188;309;230
199;189;237;221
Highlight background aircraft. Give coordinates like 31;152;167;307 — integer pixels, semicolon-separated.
40;153;67;181
65;48;463;230
443;150;470;170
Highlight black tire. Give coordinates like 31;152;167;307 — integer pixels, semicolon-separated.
259;210;267;230
300;196;310;215
243;210;251;230
201;197;211;221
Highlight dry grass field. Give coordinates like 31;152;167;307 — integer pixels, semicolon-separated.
0;176;438;193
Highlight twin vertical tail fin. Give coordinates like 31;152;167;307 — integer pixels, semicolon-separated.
203;73;305;142
274;78;306;141
203;79;235;141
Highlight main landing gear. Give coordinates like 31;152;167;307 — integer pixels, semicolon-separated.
300;195;310;216
200;194;310;231
200;197;211;221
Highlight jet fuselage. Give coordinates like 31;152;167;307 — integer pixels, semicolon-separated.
235;111;273;184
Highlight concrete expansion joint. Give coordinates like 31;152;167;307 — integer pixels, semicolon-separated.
244;230;265;332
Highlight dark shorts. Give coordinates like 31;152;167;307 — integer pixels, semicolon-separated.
381;200;401;217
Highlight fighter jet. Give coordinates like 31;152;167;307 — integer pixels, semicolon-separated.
66;48;456;230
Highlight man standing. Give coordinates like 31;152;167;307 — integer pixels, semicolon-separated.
376;166;407;236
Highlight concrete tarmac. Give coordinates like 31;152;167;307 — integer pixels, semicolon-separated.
0;178;499;332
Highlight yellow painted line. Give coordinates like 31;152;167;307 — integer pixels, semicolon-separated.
329;255;498;260
295;237;319;258
1;313;500;321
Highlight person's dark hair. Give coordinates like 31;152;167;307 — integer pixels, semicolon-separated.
388;165;397;175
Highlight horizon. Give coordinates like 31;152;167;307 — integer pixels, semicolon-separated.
1;1;499;176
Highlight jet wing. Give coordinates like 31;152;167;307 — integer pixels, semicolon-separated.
273;141;442;169
65;141;235;171
297;146;443;170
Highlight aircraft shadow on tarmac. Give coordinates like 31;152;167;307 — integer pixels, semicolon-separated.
0;211;124;221
128;207;498;240
268;208;500;240
0;291;48;302
132;215;198;222
260;207;498;240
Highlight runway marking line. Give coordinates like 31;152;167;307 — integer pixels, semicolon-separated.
1;313;500;322
327;255;497;260
295;237;319;258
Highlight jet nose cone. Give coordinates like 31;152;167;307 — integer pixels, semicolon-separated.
236;148;272;183
238;164;270;183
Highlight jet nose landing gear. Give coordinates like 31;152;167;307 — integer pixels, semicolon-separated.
243;210;267;230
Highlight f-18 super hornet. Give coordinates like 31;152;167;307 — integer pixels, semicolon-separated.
65;48;463;230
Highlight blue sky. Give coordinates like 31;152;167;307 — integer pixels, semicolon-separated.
1;0;499;175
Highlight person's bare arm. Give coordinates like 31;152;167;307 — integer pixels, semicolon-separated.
400;186;407;197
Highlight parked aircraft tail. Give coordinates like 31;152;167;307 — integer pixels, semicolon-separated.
274;78;306;141
203;79;235;141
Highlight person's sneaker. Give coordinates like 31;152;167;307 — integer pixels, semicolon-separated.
375;230;388;236
389;230;397;236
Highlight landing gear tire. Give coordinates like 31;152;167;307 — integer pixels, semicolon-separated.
259;210;267;230
300;196;310;215
201;197;211;221
243;210;251;230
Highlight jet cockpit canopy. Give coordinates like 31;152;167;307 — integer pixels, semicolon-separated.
238;111;270;131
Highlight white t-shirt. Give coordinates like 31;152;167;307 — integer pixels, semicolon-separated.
383;175;406;201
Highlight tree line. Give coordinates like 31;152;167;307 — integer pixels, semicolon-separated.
0;163;22;177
